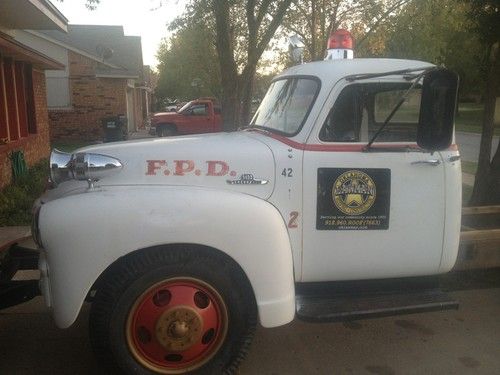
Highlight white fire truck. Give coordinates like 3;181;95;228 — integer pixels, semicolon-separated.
1;30;461;374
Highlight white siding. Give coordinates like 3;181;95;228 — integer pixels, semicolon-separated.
13;30;71;108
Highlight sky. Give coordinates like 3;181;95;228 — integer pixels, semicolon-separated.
52;0;188;67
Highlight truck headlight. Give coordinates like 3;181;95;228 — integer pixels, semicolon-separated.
49;149;123;186
49;149;72;185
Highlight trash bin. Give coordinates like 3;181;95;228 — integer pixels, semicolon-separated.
102;116;127;142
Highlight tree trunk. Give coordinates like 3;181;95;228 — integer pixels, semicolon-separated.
220;79;241;132
212;0;292;130
212;0;240;131
240;65;257;126
469;42;500;205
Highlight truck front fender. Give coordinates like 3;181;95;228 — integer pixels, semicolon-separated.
39;186;295;328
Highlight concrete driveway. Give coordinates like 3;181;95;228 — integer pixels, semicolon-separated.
0;271;499;374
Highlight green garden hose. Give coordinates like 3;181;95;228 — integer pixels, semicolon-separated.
9;150;28;179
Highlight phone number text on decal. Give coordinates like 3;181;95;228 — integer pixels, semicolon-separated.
323;219;381;226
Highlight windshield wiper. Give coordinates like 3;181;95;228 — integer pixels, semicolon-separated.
345;67;432;82
363;67;436;151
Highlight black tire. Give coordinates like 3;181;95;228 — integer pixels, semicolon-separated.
89;247;257;375
157;125;176;137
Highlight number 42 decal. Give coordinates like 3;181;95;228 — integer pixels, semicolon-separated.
281;168;293;177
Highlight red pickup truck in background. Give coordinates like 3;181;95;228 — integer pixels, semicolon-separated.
150;99;223;137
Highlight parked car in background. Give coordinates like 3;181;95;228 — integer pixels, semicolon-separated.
164;102;178;112
150;98;223;137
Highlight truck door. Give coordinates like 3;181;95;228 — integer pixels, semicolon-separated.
302;81;447;282
187;103;211;134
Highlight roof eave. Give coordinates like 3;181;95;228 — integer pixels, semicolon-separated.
0;33;65;70
34;0;68;32
95;74;140;79
27;30;123;69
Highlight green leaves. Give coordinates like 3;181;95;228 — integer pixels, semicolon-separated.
0;160;48;226
156;21;222;101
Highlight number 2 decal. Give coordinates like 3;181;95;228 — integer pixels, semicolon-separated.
281;168;293;177
288;211;299;228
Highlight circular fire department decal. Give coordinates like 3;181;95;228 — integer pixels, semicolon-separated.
332;170;376;215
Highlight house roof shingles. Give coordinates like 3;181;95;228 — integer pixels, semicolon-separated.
0;0;68;32
40;25;144;80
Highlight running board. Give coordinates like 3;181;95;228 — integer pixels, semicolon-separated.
296;289;458;323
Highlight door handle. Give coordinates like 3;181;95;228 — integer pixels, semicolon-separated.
448;155;461;162
411;159;441;166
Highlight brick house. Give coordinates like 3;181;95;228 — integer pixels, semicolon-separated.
15;25;149;141
0;0;67;189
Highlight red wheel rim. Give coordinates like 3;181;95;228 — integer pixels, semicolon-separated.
126;277;228;374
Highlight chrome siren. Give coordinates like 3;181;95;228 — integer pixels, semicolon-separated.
49;149;123;186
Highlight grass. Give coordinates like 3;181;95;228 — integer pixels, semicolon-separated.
377;102;498;135
461;161;478;175
461;161;477;205
462;184;473;206
455;103;500;135
0;159;49;226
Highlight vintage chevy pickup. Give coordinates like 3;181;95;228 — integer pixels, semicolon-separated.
7;30;461;374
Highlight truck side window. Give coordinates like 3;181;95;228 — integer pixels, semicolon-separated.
372;88;421;142
320;85;363;142
320;83;421;143
191;104;208;116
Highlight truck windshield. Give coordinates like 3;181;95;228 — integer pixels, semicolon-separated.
178;101;194;114
249;77;319;135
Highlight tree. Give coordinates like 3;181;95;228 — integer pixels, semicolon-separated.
280;0;410;62
168;0;295;128
73;0;293;129
155;20;222;103
466;0;500;205
210;0;293;129
382;0;484;100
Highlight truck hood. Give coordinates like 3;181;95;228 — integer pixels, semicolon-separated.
153;112;182;121
154;112;179;117
61;132;276;200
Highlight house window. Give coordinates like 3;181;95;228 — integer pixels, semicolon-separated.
0;58;8;142
24;65;37;134
0;56;37;143
46;75;70;108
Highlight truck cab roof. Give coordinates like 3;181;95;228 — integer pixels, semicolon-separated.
272;58;435;144
278;58;434;85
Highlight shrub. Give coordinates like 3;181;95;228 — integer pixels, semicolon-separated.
0;159;48;226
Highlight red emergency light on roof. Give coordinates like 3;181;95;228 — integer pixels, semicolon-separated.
325;29;354;60
328;29;354;49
